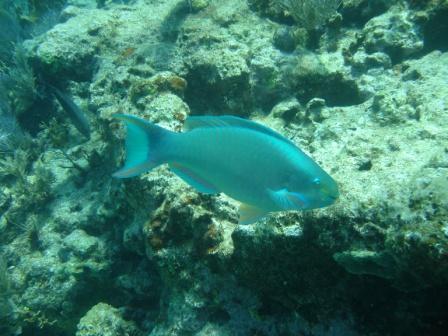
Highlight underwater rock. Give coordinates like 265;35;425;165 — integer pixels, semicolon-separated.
305;97;327;122
370;90;418;125
0;112;18;152
67;0;98;9
350;50;392;70
12;252;84;332
333;250;397;279
178;0;282;115
275;0;343;30
271;97;303;123
341;0;395;26
249;44;289;110
0;257;20;336
229;214;352;323
183;40;251;115
247;0;289;24
63;229;102;258
190;0;210;12
27;6;114;81
2;0;448;335
76;302;143;336
285;50;363;106
362;6;424;63
273;26;299;52
129;72;188;111
409;0;448;52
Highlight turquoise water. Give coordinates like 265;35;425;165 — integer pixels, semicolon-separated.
0;0;447;335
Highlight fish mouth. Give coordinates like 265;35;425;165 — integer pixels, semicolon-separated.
321;188;339;204
327;194;338;201
327;196;338;205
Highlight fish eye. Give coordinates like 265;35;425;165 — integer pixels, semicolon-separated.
313;177;321;185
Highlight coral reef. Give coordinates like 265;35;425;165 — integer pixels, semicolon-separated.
276;0;343;29
0;0;447;335
76;302;142;336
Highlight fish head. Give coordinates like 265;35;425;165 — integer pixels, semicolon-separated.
285;168;339;210
309;173;339;207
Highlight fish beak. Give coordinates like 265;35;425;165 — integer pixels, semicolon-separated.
321;184;339;203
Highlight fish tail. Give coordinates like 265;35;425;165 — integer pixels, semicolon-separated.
112;114;172;178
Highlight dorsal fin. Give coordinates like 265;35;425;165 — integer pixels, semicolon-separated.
184;115;296;147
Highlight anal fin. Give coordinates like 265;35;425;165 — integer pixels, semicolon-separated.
113;161;158;178
239;203;269;225
169;163;219;194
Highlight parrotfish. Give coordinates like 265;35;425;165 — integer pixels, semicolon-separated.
50;85;91;139
113;114;339;224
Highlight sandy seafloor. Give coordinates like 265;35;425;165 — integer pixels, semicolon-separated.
0;0;448;335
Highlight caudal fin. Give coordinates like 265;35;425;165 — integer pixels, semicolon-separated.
112;114;170;178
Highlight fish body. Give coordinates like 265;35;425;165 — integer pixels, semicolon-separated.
114;114;339;224
50;86;91;139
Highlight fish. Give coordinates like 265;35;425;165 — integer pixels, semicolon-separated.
113;114;339;224
50;86;91;139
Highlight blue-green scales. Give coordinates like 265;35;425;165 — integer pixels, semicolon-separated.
114;114;339;224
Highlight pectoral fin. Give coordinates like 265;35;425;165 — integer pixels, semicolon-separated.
268;188;308;210
239;203;269;225
169;163;219;194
